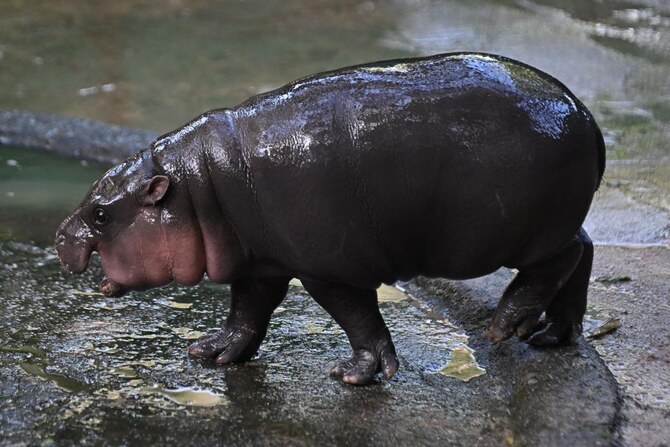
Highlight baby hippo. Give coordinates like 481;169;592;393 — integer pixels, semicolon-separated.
56;53;605;385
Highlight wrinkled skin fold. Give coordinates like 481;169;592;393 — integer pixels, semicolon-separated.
56;52;605;385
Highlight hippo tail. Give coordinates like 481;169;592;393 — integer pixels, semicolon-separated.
593;123;606;191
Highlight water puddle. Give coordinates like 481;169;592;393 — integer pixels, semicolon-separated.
140;386;226;407
439;346;487;382
0;146;107;245
3;340;89;392
19;360;89;392
0;0;407;132
288;278;485;381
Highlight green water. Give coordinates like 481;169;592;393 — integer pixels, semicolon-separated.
0;0;667;217
0;0;407;133
1;1;668;152
0;147;107;244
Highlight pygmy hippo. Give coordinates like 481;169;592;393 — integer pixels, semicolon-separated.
56;53;605;385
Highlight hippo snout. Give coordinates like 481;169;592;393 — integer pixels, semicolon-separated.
55;215;94;274
55;233;67;248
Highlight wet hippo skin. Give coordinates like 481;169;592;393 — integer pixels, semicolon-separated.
55;53;605;385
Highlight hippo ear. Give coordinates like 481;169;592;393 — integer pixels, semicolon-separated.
141;175;170;205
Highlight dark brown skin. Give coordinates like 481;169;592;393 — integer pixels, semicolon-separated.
55;53;605;385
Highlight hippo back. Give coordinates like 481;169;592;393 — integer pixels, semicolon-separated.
223;53;602;287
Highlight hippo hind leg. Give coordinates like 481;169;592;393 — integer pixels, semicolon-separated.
301;279;399;385
187;277;288;363
527;228;593;346
488;227;592;345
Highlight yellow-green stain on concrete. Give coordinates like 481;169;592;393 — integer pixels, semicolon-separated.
161;300;193;309
19;361;89;392
289;278;407;303
111;366;138;379
141;386;226;407
1;344;46;357
439;345;486;382
171;327;203;340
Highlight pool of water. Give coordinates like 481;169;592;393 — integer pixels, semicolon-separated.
0;0;408;132
0;0;668;160
1;0;668;226
0;146;107;245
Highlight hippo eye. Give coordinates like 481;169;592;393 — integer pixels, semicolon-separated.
93;207;109;227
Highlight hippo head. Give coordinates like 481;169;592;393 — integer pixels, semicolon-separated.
55;149;207;297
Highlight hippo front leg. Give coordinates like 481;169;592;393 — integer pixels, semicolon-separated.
301;280;399;385
187;277;289;364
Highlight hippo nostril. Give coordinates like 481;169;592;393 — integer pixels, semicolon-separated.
55;233;66;245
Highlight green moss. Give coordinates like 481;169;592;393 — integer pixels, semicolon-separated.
590;35;668;65
647;102;670;123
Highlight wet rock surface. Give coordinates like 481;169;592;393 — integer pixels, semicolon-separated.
0;241;619;446
407;275;621;447
0;110;156;165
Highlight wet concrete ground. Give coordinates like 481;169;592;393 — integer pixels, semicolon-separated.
0;147;621;446
587;245;670;445
0;237;618;446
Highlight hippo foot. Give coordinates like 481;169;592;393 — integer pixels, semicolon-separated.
487;303;546;343
488;312;582;347
526;318;583;347
187;326;261;364
488;229;592;346
487;295;589;346
329;344;399;385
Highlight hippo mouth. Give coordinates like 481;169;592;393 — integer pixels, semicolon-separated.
55;220;124;297
100;276;128;297
55;239;129;297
